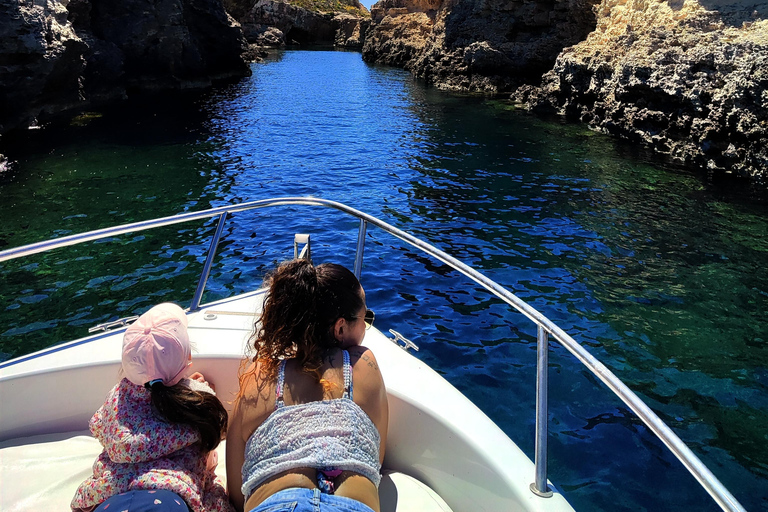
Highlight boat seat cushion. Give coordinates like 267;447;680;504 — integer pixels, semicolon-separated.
0;431;452;512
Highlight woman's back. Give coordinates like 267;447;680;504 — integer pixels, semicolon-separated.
227;260;388;512
227;345;388;512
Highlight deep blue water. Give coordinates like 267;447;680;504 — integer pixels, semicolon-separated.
1;50;767;511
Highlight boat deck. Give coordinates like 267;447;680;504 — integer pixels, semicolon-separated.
0;291;574;512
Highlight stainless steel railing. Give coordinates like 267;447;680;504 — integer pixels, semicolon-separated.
0;197;745;512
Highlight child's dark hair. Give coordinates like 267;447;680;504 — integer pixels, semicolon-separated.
250;260;364;381
146;382;228;452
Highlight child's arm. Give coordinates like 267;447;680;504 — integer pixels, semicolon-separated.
185;372;216;395
206;449;219;471
190;371;212;388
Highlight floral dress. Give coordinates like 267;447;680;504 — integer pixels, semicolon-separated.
71;378;233;512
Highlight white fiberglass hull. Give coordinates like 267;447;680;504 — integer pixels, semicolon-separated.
0;289;573;512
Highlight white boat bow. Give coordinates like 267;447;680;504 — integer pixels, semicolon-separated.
0;197;745;512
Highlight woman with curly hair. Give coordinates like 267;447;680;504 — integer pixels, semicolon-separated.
226;260;388;512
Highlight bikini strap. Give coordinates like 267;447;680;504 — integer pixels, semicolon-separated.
275;359;287;409
342;350;353;400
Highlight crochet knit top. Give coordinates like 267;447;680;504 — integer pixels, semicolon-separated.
241;351;381;500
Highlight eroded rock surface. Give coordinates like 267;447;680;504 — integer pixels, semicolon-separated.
0;0;250;133
364;0;767;182
227;0;369;48
363;0;601;92
1;0;86;132
242;0;336;44
334;12;370;47
513;0;768;181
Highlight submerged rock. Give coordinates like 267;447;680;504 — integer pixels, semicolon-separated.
513;0;768;182
0;154;16;175
0;0;251;133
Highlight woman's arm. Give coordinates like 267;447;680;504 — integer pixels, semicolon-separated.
226;398;246;512
227;362;272;512
349;346;389;464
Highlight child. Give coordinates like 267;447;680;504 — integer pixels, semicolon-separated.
71;303;234;512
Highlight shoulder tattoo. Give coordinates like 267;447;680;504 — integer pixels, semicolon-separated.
356;351;379;371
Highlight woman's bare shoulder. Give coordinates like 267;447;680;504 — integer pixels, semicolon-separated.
347;345;380;372
347;345;385;397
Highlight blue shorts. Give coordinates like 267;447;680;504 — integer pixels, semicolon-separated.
248;488;375;512
94;490;190;512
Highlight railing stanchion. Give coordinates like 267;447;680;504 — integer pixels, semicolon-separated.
531;324;553;497
354;219;367;280
189;212;228;312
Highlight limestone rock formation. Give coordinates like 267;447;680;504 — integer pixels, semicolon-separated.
227;0;369;48
0;0;250;133
334;12;371;47
0;0;87;132
363;0;767;183
363;0;601;92
249;25;288;46
242;0;335;44
364;4;434;68
513;0;768;182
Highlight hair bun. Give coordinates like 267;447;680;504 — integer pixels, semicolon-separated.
293;259;316;280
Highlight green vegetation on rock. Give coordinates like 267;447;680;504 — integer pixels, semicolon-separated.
290;0;369;16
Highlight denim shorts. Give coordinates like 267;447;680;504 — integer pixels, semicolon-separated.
95;490;190;512
248;488;375;512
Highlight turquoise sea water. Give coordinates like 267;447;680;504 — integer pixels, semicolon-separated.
1;50;766;511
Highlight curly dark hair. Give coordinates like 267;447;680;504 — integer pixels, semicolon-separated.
248;259;364;382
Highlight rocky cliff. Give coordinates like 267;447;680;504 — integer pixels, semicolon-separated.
225;0;369;48
513;0;768;182
0;0;250;133
362;0;601;92
363;0;767;182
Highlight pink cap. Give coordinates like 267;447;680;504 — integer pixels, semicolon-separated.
122;303;191;387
